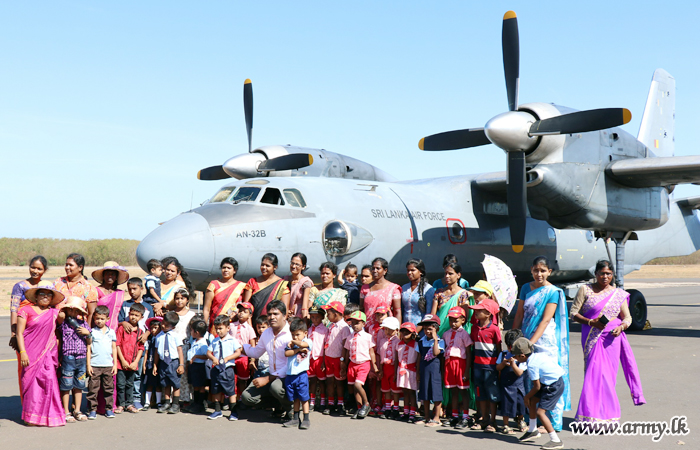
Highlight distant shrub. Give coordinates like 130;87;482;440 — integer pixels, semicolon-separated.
646;249;700;265
0;238;139;266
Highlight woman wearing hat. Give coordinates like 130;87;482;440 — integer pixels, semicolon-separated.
15;281;66;426
54;253;98;324
94;261;130;331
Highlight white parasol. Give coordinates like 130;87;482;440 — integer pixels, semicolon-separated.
481;254;518;313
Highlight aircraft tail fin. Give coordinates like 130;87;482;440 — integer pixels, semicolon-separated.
637;69;675;157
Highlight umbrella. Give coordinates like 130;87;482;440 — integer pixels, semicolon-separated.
481;254;518;313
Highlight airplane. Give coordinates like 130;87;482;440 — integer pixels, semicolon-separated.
136;11;700;332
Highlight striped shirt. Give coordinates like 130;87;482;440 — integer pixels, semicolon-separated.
469;320;501;367
324;319;350;358
59;319;91;357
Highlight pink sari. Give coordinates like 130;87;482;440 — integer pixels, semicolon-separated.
18;306;65;427
360;282;401;331
96;289;124;412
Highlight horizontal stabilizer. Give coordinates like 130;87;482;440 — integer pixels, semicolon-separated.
676;196;700;210
606;156;700;188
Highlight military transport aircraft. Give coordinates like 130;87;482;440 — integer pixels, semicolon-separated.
136;11;700;331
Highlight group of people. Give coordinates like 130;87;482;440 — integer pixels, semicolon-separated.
8;251;646;450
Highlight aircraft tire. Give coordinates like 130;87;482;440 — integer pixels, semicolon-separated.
626;289;647;331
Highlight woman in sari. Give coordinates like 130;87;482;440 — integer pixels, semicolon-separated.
401;258;435;329
432;254;470;291
360;257;401;332
16;281;66;427
571;260;645;427
159;257;190;311
203;257;245;333
54;253;98;324
433;262;470;337
241;253;290;325
309;262;348;309
512;255;570;432
283;253;313;319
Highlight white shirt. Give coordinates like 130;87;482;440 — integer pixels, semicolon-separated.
243;322;292;378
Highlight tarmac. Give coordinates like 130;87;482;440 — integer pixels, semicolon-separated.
0;279;697;450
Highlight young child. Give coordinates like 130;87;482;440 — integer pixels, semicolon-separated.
342;311;377;419
118;278;154;332
513;337;566;449
443;306;473;429
395;322;419;422
306;305;328;411
207;314;242;421
143;259;163;315
153;311;185;414
250;315;270;378
376;316;401;419
283;317;313;429
416;314;445;427
368;305;389;415
142;317;163;410
229;302;257;396
337;263;360;305
116;303;145;413
57;297;92;423
320;301;350;416
497;329;528;435
468;299;502;432
187;319;211;414
87;305;118;419
469;280;500;326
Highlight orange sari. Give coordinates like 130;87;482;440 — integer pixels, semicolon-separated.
207;280;245;332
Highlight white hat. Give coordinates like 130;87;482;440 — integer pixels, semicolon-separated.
380;316;400;330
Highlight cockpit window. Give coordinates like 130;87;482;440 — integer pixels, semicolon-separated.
260;188;285;205
231;187;261;203
283;189;307;208
210;187;235;203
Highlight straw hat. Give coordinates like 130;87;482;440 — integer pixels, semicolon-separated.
92;261;130;285
60;296;88;315
24;281;65;307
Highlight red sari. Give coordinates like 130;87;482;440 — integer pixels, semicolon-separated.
207;279;245;332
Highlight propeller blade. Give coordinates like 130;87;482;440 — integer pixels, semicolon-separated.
197;165;230;180
502;11;519;111
529;108;632;136
418;128;490;151
244;79;253;152
257;153;314;172
507;151;527;253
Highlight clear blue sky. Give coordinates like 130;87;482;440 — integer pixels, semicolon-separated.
2;2;699;240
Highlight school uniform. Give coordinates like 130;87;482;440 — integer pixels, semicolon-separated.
229;320;256;380
210;334;241;397
470;320;502;403
526;352;565;411
396;340;419;390
307;323;328;380
143;336;159;389
155;330;182;389
443;327;473;389
143;275;161;305
497;351;527;418
285;338;313;402
323;320;350;380
187;337;210;388
344;329;375;385
375;332;401;393
416;335;445;402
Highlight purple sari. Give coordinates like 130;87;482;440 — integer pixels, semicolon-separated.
575;287;646;424
18;306;65;427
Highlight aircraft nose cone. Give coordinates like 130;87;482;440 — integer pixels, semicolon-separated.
484;111;538;152
222;153;266;179
136;212;215;288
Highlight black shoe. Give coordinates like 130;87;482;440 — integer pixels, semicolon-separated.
188;403;205;415
449;417;459;427
156;402;170;413
399;413;410;422
519;431;542;442
455;418;469;429
357;404;371;419
407;415;417;424
336;405;347;416
167;403;180;414
391;409;401;420
283;413;300;428
322;406;332;415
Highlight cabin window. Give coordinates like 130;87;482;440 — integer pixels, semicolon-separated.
283;189;307;208
210;186;235;203
231;187;261;203
260;188;285;205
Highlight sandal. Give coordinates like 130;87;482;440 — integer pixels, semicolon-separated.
414;419;426;425
114;406;124;414
73;410;88;422
470;422;482;430
517;420;528;432
501;425;516;435
425;419;441;427
126;405;140;413
484;424;496;433
65;414;76;424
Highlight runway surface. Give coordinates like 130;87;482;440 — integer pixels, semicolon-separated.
1;282;697;449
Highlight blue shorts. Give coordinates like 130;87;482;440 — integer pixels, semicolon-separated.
284;372;310;403
211;365;236;396
188;363;209;388
535;377;564;411
158;359;181;389
473;365;500;403
60;355;87;391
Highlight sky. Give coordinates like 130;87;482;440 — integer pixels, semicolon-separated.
2;2;699;240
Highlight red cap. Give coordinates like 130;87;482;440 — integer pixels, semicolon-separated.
237;301;254;313
146;317;163;328
321;300;345;314
447;306;466;318
374;305;390;314
467;299;500;317
400;322;417;333
418;314;441;327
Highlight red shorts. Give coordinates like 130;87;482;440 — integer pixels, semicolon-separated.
380;363;401;393
307;357;326;380
324;356;344;380
347;361;371;386
444;356;469;389
234;356;250;380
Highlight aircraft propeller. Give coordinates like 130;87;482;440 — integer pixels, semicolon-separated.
418;11;631;252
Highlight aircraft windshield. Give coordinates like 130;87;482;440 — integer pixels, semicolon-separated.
210;187;235;203
283;189;307;208
231;187;261;203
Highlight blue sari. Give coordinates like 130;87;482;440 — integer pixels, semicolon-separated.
520;283;571;431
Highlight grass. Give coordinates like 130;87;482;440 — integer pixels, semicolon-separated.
646;249;700;265
0;238;139;266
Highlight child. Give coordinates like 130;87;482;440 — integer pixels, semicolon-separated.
320;300;350;416
376;316;401;419
187;319;211;414
116;303;145;413
368;305;389;415
118;278;154;332
207;314;242;420
395;322;419;422
283;317;313;429
468;299;502;432
87;305;118;419
143;259;163;315
229;301;257;396
513;337;565;449
415;314;445;427
57;296;92;423
250;315;270;378
497;329;527;435
337;263;360;305
469;280;500;326
443;306;473;429
153;311;185;414
341;311;377;419
142;317;163;410
306;305;328;411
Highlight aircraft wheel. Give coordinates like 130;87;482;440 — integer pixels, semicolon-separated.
626;289;647;331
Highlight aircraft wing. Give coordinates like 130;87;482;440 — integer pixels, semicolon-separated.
606;156;700;187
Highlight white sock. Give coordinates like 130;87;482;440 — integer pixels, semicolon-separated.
145;391;152;405
549;431;560;442
529;419;538;432
156;392;163;404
